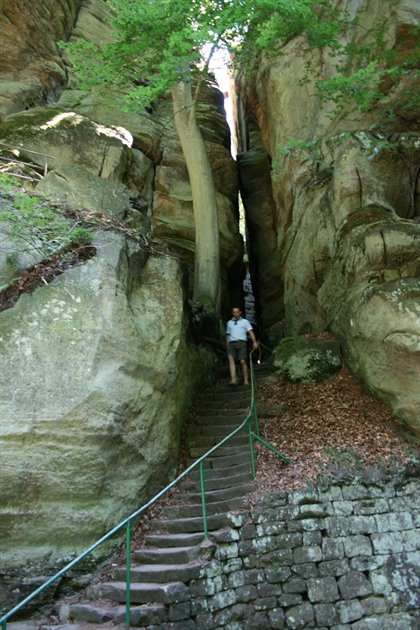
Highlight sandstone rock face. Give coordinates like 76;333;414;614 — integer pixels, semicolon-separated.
238;122;283;328
0;0;239;606
0;231;219;609
236;0;420;432
283;132;420;433
0;107;152;232
0;0;81;120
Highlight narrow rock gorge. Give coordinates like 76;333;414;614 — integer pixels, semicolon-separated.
0;0;419;616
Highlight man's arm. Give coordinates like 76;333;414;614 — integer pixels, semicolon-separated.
247;327;259;347
226;322;231;348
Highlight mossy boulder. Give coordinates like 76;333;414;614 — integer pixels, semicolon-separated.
273;337;342;383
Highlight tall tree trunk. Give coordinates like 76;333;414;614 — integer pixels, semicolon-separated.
172;80;221;314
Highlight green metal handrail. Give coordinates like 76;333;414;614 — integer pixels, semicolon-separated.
0;346;291;629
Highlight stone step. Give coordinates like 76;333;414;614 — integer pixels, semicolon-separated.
65;602;124;624
113;560;204;583
87;580;190;605
191;411;250;423
198;389;252;402
186;426;249;450
188;450;252;470
186;444;249;462
195;406;248;417
190;411;248;435
188;443;250;460
133;545;201;565
197;399;250;410
212;382;252;393
144;532;205;548
161;495;246;519
114;603;168;628
149;512;231;534
180;482;255;505
182;469;253;492
187;428;248;446
114;603;171;627
254;365;271;375
145;526;237;548
187;460;252;480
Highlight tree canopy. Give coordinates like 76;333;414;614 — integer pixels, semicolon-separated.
66;0;351;107
68;1;419;103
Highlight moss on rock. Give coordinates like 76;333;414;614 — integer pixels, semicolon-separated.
273;337;342;383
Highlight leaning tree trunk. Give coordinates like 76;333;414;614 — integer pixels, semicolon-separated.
172;79;221;314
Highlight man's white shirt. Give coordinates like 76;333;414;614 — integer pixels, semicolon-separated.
226;317;253;342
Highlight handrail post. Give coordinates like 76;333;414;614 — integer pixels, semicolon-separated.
251;362;260;438
253;396;260;438
2;620;7;630
248;415;257;478
250;353;260;438
199;461;208;538
125;521;131;626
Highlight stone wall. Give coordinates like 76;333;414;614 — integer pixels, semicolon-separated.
190;477;419;628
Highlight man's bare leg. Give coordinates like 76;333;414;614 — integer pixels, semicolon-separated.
228;355;237;384
240;359;249;385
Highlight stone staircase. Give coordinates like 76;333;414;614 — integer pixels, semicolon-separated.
45;370;268;629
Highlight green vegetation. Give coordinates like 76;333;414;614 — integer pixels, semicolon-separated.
0;173;93;296
0;175;91;261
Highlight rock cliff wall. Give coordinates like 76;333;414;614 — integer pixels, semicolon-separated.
0;0;244;312
236;0;420;434
0;0;240;603
0;0;80;119
0;232;220;611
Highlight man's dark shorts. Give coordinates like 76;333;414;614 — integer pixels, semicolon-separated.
227;340;248;362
